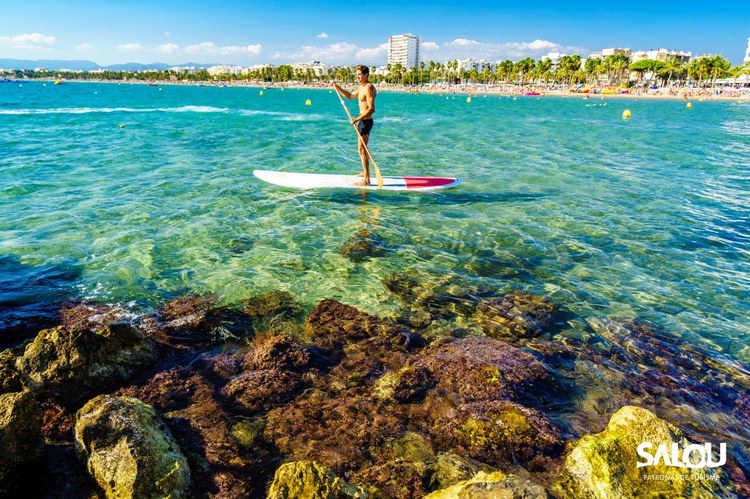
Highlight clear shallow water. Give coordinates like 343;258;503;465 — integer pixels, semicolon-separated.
1;82;748;359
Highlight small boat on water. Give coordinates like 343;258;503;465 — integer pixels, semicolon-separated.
54;77;62;85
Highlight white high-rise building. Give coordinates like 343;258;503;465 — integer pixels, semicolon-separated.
388;33;420;70
744;36;750;63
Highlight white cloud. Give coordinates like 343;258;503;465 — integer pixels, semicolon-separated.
288;42;359;62
155;43;179;54
184;42;262;56
450;38;479;47
75;43;94;52
527;39;558;50
356;43;388;59
0;32;56;49
316;33;328;39
117;43;144;52
427;38;573;61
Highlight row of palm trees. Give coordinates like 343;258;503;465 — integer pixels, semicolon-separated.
374;54;748;88
7;54;749;88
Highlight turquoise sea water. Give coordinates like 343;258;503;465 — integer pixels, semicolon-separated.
1;81;748;360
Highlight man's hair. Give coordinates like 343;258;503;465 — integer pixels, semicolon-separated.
355;64;369;75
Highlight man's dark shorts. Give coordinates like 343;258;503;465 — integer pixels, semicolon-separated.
357;119;374;136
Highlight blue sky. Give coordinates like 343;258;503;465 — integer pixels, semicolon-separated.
2;0;749;65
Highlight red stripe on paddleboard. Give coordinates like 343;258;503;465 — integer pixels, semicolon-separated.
403;177;457;189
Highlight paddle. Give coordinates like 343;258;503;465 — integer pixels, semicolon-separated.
334;86;384;189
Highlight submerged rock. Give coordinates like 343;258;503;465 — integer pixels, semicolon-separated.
15;322;158;405
340;228;388;262
244;333;312;372
384;271;489;322
221;368;305;414
267;460;370;498
305;299;392;351
553;405;728;498
74;395;191;499
243;290;304;321
60;300;128;330
0;390;43;495
415;337;551;403
425;470;547;499
265;390;408;475
475;290;559;342
143;295;254;346
433;400;564;470
373;366;435;404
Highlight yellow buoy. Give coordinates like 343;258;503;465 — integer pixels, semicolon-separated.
259;90;264;96
305;99;312;106
686;102;692;109
466;96;472;103
622;109;632;120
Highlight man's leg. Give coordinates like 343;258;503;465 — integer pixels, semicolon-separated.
355;135;370;186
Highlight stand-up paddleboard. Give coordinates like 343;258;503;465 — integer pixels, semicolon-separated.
253;170;460;192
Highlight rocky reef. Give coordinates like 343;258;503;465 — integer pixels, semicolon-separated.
0;279;748;497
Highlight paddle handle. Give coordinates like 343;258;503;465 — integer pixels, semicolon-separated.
334;87;384;189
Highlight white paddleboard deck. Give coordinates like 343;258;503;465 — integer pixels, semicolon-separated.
253;170;460;191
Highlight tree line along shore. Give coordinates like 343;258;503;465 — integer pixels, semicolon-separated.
4;53;750;90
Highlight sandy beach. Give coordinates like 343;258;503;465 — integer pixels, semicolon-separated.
45;77;750;102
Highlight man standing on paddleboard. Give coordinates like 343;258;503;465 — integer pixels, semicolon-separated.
332;65;377;186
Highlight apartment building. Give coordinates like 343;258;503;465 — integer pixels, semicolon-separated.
388;33;420;70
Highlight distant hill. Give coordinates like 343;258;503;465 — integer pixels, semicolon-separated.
0;58;217;71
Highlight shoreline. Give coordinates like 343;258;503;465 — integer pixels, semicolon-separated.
30;77;750;102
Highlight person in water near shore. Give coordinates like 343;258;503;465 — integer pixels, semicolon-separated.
332;65;376;186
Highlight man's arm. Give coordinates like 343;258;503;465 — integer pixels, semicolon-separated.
331;82;358;99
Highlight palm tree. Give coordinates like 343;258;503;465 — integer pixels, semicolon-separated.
659;56;685;88
584;57;602;85
515;57;535;85
606;54;631;84
707;55;731;88
537;58;553;83
688;58;711;87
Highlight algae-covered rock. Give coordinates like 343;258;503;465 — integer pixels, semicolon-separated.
243;290;304;321
0;350;23;394
373;366;435;403
476;290;558;341
435;400;563;470
244;333;311;372
16;322;158;405
553;405;728;498
415;337;550;403
425;470;548;499
146;294;256;345
340;228;388;262
74;394;190;499
267;460;369;498
119;367;255;497
221;368;305;414
0;390;43;494
60;301;128;330
355;458;429;498
230;417;266;449
305;299;392;350
430;452;485;490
